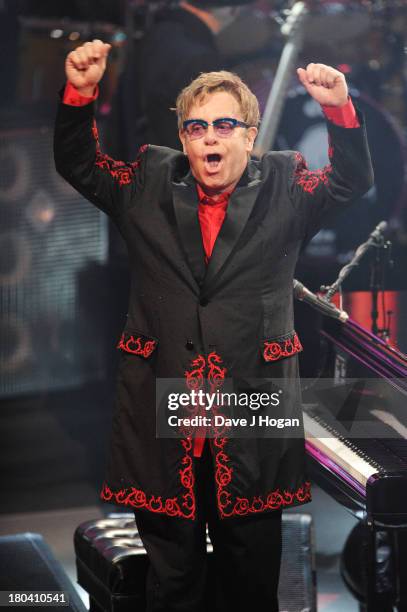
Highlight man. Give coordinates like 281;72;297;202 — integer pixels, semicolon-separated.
54;39;373;612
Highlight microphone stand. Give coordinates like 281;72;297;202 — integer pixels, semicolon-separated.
253;2;308;157
320;221;393;337
370;236;393;338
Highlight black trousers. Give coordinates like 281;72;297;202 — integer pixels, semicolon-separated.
133;439;283;612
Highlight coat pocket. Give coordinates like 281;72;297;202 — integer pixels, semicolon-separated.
262;330;303;362
116;328;159;359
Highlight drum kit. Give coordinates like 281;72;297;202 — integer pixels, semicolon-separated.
216;0;407;264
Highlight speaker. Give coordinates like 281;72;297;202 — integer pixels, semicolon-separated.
0;111;109;396
0;532;87;612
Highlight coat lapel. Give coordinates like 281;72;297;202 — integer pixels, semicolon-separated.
172;160;262;295
172;175;206;290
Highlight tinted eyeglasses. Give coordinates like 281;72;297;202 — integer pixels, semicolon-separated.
182;117;249;140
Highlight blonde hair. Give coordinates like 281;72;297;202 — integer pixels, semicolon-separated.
175;70;260;130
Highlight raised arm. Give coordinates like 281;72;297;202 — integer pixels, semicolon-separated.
288;63;374;245
54;39;148;221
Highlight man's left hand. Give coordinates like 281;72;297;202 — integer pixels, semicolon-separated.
297;63;348;107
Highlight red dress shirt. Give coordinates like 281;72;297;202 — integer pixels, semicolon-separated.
63;81;99;105
197;184;231;264
63;82;360;457
193;185;232;457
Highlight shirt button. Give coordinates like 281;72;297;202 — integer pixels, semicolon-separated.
185;340;194;351
199;298;209;307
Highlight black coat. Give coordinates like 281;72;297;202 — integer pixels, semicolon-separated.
54;96;374;520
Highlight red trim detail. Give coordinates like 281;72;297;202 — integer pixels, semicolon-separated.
293;151;332;195
100;439;196;519
180;355;205;440
100;354;221;515
207;351;227;391
184;352;228;456
102;350;311;520
92;118;147;187
184;351;228;456
94;152;143;187
117;333;157;358
263;332;303;362
214;437;312;517
207;352;229;437
184;354;206;391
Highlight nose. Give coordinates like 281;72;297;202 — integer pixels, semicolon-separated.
203;124;218;145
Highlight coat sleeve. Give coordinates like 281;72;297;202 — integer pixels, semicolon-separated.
287;103;374;248
53;90;148;222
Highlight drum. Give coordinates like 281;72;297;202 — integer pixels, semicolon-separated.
215;1;281;60
275;87;407;262
232;53;407;264
17;16;122;108
300;0;372;43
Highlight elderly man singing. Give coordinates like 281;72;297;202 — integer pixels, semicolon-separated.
54;39;373;612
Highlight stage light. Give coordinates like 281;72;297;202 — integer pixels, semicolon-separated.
50;29;63;39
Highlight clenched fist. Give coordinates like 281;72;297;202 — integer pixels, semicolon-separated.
65;39;111;96
297;63;348;107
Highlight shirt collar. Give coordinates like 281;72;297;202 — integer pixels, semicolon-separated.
196;183;232;207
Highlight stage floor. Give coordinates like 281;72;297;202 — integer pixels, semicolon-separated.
0;482;360;611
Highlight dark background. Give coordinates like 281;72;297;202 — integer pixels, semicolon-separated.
1;0;407;514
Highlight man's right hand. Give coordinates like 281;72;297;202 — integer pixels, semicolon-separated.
65;39;111;96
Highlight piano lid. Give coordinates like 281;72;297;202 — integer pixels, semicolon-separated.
320;317;407;381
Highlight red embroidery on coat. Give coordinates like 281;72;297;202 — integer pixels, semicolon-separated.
293;151;332;194
206;352;229;436
214;437;312;517
94;154;140;187
102;350;311;521
263;332;303;361
100;438;196;519
180;355;205;438
184;352;229;451
184;354;206;391
92;118;147;187
207;351;227;392
117;333;157;358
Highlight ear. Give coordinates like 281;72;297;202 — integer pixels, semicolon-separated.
245;126;258;153
179;130;187;155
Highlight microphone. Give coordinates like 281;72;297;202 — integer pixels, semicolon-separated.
293;279;349;322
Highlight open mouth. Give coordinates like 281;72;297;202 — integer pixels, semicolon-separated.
205;153;222;170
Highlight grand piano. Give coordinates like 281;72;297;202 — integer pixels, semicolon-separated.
299;299;407;611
